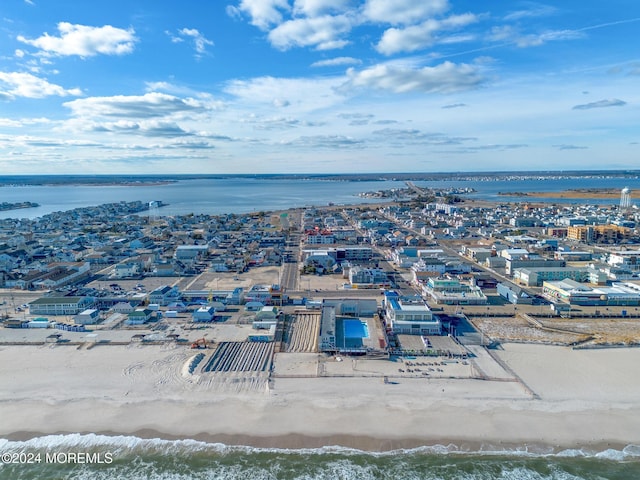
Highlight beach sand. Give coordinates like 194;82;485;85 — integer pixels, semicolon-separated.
1;343;639;451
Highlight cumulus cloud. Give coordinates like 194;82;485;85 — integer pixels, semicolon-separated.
17;22;137;57
311;56;361;67
0;71;82;98
344;61;484;94
268;15;352;50
226;0;290;31
375;13;478;55
362;0;449;25
572;98;627;110
167;28;213;57
63;92;206;118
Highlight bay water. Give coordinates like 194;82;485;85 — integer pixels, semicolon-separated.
1;175;639;220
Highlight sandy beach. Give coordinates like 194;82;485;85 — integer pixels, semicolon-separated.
1;343;639;452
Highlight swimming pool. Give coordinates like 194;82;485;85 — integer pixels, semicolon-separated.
343;319;370;338
336;319;369;349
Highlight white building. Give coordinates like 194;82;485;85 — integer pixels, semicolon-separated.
608;250;640;273
75;308;100;325
383;294;440;335
192;306;215;322
348;266;390;288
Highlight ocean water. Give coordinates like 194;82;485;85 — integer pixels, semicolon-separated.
1;435;639;480
1;175;640;220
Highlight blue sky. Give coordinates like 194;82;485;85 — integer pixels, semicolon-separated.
0;0;638;174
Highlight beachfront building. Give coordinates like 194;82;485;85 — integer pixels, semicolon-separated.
322;298;378;317
383;292;441;335
192;306;215;322
319;306;372;354
126;308;154;325
422;277;487;305
252;307;278;331
543;279;640;306
497;283;533;304
74;308;100;325
28;296;95;316
512;266;605;287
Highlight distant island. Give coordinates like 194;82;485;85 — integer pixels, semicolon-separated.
0;201;39;211
0;170;639;187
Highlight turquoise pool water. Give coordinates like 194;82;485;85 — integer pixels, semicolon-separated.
336;319;369;349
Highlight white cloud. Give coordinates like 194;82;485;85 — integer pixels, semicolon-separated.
345;61;484;94
376;13;478;55
17;22;137;57
98;120;193;137
504;4;557;21
224;75;347;113
0;117;51;127
292;0;352;16
227;0;290;31
273;98;290;107
283;134;363;148
0;71;82;98
362;0;449;25
311;56;362;67
181;28;214;54
488;24;583;48
63;92;206;119
167;28;214;56
268;15;353;50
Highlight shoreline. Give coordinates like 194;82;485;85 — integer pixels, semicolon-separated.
2;429;634;457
